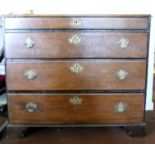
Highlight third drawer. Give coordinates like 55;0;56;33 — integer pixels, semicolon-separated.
6;60;146;91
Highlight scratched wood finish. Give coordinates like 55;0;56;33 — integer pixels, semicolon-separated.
8;93;144;124
4;17;149;29
6;60;146;91
5;32;148;58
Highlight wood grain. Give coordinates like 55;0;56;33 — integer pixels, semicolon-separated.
4;17;149;29
5;32;148;58
6;60;146;91
8;93;144;124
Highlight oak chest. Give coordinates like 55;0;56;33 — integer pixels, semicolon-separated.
4;15;151;137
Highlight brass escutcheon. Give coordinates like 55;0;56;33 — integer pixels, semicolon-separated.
114;102;128;112
70;63;83;74
117;38;129;48
24;37;35;48
69;96;82;105
69;34;81;45
70;18;81;27
116;69;128;80
25;102;38;112
24;70;38;80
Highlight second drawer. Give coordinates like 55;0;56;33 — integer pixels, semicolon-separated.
7;60;146;91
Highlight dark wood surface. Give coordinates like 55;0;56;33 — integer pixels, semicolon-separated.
7;60;146;91
5;32;148;58
8;93;144;124
4;17;149;29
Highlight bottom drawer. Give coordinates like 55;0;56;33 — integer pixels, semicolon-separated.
8;93;145;124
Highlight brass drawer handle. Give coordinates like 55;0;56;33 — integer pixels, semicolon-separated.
25;102;38;112
24;37;35;48
69;96;82;105
114;102;128;112
116;69;128;80
117;38;129;48
69;35;81;45
70;63;83;74
70;18;82;27
24;70;37;80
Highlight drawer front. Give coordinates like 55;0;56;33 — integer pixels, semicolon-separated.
7;60;146;91
4;17;149;29
5;32;148;58
8;93;144;124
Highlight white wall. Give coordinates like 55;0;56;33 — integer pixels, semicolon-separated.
0;0;155;110
0;0;154;15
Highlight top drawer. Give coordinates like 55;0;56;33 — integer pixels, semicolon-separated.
4;17;149;29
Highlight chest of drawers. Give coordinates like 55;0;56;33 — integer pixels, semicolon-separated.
4;15;151;137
